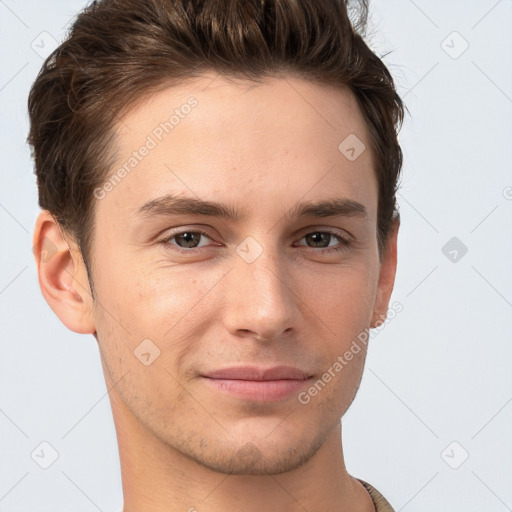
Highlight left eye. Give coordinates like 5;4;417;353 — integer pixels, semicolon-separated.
296;231;350;250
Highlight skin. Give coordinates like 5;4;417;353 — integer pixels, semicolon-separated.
33;73;399;512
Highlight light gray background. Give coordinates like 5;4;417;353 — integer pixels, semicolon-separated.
1;0;511;510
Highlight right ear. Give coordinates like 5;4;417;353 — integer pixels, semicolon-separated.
32;210;96;335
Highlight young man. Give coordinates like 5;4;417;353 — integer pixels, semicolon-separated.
29;0;403;510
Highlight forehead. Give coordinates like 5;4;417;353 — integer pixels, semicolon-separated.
99;73;377;225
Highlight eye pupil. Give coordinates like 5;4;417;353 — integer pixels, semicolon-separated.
306;233;330;248
176;232;200;248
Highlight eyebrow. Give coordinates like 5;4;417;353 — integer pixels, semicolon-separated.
136;194;368;222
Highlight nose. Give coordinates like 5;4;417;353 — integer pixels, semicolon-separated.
221;241;297;342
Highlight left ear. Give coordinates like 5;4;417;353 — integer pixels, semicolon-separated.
371;216;399;328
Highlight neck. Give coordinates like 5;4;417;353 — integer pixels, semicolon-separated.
108;389;374;512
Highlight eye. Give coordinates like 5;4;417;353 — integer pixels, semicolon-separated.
161;229;214;251
295;230;352;254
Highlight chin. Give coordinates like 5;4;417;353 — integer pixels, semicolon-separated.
195;442;316;476
182;424;327;476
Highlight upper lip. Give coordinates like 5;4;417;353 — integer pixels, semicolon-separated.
202;365;311;381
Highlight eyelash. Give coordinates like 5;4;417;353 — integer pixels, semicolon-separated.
158;228;352;255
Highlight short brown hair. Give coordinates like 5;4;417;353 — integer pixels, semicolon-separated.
28;0;404;289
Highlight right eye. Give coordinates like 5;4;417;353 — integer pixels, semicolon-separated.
159;229;218;252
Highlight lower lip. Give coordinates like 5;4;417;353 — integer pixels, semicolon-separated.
202;377;310;402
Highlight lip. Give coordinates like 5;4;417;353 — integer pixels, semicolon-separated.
202;365;311;381
201;365;312;402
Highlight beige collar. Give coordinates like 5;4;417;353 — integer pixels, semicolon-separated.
356;478;396;512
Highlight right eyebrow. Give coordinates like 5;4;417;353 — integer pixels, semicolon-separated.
136;194;247;221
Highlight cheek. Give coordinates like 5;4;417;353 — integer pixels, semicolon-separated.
127;266;225;339
294;263;375;404
93;282;191;415
92;258;226;386
298;259;377;338
94;254;212;337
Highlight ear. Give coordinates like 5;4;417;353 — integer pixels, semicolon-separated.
370;216;399;328
32;210;96;335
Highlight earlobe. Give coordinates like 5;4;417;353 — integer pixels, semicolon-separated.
32;210;96;335
370;218;399;329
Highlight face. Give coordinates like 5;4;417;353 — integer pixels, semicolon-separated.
88;73;394;475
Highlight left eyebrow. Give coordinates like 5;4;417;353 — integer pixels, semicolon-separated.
285;197;368;221
135;194;368;222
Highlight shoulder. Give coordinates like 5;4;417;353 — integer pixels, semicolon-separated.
356;478;396;512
